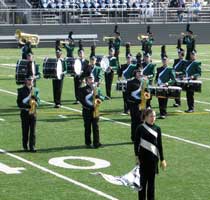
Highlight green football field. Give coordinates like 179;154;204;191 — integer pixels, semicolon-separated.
0;45;210;200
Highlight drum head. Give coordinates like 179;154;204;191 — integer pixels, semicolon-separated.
57;60;62;79
74;59;82;75
101;57;109;72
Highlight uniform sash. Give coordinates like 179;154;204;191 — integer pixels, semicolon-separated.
186;61;195;78
158;67;168;85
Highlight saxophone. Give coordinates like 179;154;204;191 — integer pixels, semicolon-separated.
29;87;37;115
93;85;102;118
139;77;151;110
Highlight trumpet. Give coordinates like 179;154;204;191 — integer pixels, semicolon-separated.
139;78;150;110
15;29;40;46
93;85;102;118
103;36;115;42
137;34;149;41
29;87;37;115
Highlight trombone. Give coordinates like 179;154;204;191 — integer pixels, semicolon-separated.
103;36;115;42
137;34;149;41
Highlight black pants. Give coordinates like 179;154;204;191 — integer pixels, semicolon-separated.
174;97;181;105
105;71;114;98
74;75;82;101
52;78;64;105
20;110;36;150
122;91;129;113
138;161;156;200
82;108;100;146
158;97;168;116
129;103;142;142
186;86;194;110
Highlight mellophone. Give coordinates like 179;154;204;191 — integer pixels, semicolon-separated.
176;79;202;93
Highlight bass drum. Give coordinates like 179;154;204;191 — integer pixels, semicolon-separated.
100;56;110;72
15;59;30;85
65;57;75;76
74;59;82;75
43;58;62;79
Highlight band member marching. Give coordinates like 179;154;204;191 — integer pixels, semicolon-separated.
155;46;176;119
22;41;33;59
184;49;201;113
172;39;187;107
142;52;156;108
104;48;119;99
118;54;137;114
26;53;41;87
17;76;40;152
182;24;195;61
135;109;167;200
78;75;104;148
113;25;121;64
140;25;154;56
63;31;75;58
52;49;67;108
73;41;89;104
127;69;150;142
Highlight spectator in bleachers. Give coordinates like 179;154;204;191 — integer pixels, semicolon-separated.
48;0;57;8
41;0;49;8
177;0;185;22
63;0;70;8
191;0;201;15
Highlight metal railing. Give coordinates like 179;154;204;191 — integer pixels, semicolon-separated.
0;6;210;25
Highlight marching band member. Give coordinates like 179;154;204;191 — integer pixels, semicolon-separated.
127;69;146;142
78;75;104;148
155;46;176;119
63;31;75;58
73;43;89;104
26;53;41;87
105;47;118;99
52;49;67;108
141;25;154;56
185;49;201;113
182;24;195;61
172;39;187;107
118;54;137;114
113;25;121;63
17;76;40;152
135;109;166;200
90;56;103;86
22;41;33;60
142;52;156;108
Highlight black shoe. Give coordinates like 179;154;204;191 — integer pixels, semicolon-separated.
23;148;28;152
173;103;180;107
93;143;103;148
185;109;194;113
85;144;92;149
73;101;79;104
158;115;166;119
54;104;61;108
29;149;37;153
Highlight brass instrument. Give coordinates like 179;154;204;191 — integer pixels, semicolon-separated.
93;85;102;118
137;35;149;41
169;33;197;38
29;87;37;115
60;40;69;46
139;78;151;110
15;29;40;46
103;36;115;42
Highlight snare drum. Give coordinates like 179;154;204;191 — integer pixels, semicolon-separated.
43;58;62;79
116;80;127;92
156;87;168;98
15;59;30;84
168;86;182;99
65;57;75;76
148;86;156;96
176;79;202;92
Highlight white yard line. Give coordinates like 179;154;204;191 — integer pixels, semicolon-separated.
0;148;119;200
1;88;210;150
0;118;5;121
58;115;67;119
